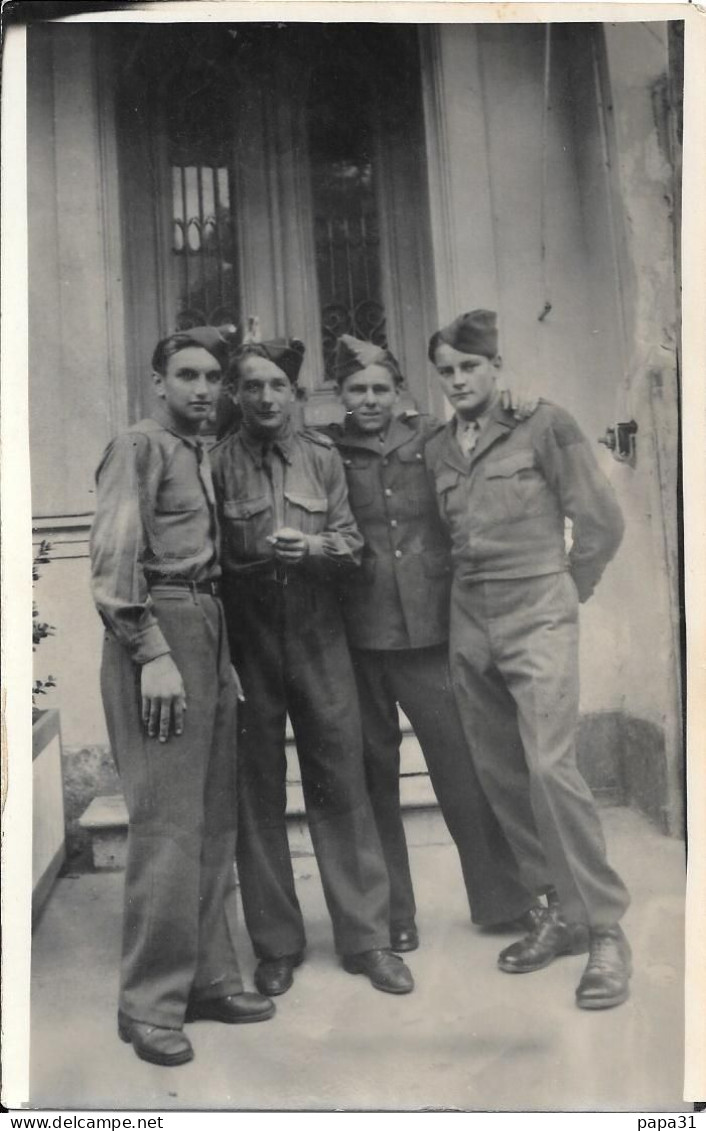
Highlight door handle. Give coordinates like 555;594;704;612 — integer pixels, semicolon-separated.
598;421;638;465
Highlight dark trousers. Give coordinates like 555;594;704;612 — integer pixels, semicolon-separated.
449;573;630;928
223;574;390;960
100;591;243;1030
351;644;537;928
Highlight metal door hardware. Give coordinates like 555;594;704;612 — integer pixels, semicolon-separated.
598;421;638;465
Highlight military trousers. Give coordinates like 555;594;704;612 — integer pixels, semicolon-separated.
449;572;630;927
100;590;243;1030
223;573;390;960
351;644;537;929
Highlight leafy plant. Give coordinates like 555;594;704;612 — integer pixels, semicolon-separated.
33;540;57;714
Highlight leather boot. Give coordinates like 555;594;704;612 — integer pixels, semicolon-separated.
498;904;588;973
576;925;632;1009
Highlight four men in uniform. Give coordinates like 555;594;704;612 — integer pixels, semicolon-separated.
90;309;632;1066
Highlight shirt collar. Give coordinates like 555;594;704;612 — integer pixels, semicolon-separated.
147;415;204;451
240;420;295;467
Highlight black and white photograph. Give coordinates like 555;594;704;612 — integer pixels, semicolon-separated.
2;0;703;1115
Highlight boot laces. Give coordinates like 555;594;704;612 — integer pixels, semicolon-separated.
587;932;621;972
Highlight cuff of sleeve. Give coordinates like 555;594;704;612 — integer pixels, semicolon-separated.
569;566;597;604
306;534;326;559
131;623;172;665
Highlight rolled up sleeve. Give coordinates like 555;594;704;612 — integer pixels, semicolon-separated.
90;433;171;664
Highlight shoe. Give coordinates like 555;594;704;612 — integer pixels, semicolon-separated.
185;991;275;1024
118;1012;194;1067
254;953;304;997
576;926;632;1010
342;948;414;994
498;907;588;973
390;924;419;952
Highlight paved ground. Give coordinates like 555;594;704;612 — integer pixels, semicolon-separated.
31;807;687;1112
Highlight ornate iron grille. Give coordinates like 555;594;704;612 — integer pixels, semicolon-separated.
166;65;240;331
309;69;387;379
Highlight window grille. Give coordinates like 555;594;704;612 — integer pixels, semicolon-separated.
308;67;387;379
166;68;240;331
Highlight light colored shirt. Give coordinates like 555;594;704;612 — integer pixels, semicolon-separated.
90;418;220;664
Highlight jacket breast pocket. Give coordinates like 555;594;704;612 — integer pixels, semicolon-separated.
484;451;548;519
222;495;272;558
284;492;328;535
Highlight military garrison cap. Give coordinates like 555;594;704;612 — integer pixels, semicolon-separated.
231;338;306;384
152;325;235;374
333;334;403;386
428;309;498;361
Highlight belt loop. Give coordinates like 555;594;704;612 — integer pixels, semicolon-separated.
189;580;198;604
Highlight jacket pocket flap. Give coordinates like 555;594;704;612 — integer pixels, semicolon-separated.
285;492;328;513
485;451;536;478
223;496;270;519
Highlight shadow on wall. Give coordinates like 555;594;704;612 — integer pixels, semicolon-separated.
578;712;674;835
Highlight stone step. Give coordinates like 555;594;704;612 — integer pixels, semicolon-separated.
79;728;438;871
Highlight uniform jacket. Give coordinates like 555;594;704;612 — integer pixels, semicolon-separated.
90;418;220;664
210;423;363;578
328;412;452;650
425;400;624;602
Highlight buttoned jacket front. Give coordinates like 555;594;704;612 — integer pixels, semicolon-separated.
329;412;452;650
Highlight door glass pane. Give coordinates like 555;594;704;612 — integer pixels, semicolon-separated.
166;70;239;330
308;67;387;379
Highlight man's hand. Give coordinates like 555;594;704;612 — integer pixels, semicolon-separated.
269;526;310;564
499;385;540;420
141;654;186;743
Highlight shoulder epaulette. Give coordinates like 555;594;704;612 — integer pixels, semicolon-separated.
301;426;335;448
400;409;420;421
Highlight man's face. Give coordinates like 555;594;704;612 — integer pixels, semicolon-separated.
432;342;501;420
234;354;294;436
153;346;223;434
339;364;399;435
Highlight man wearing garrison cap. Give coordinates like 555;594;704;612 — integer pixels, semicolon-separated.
210;337;414;998
426;309;632;1010
328;333;542;953
90;327;274;1068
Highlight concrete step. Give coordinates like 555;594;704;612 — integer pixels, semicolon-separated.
79;723;438;871
79;774;446;872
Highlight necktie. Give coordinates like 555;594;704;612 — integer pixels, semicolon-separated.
459;420;481;457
